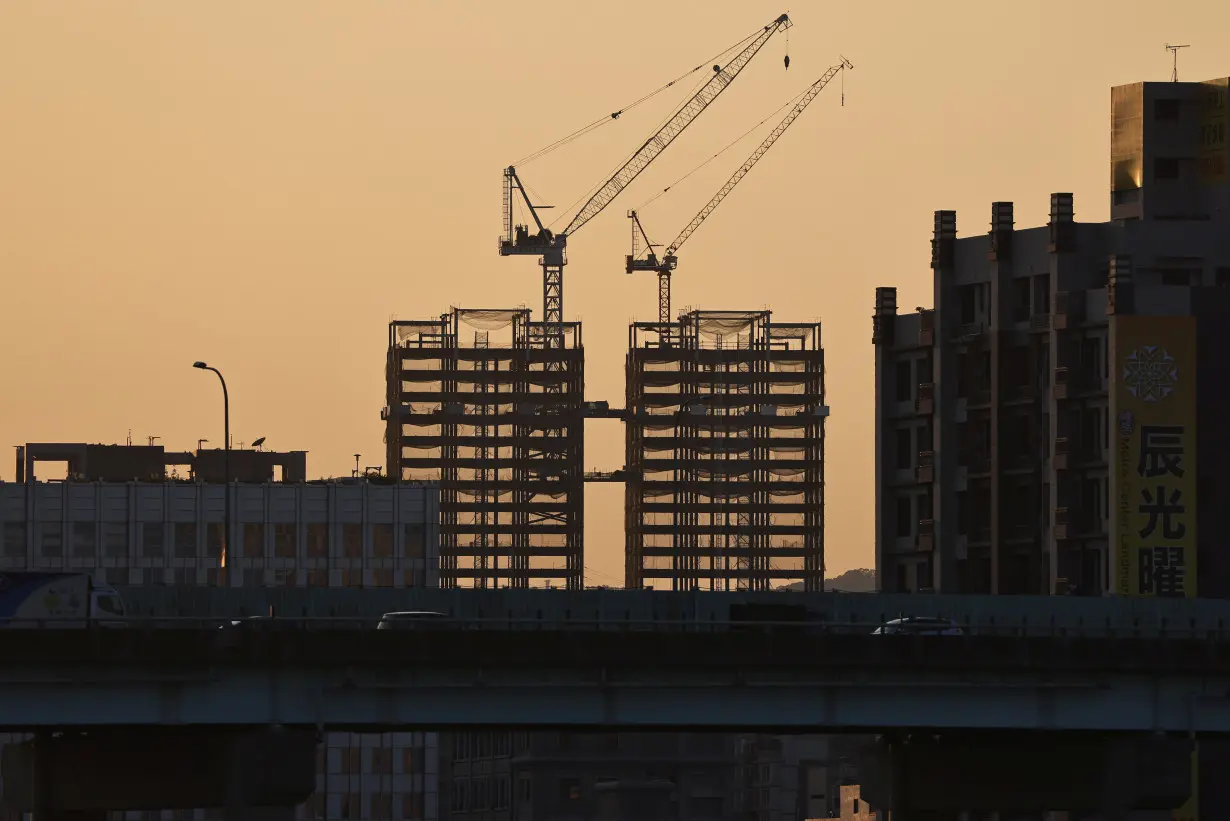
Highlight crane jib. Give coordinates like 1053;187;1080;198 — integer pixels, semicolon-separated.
560;13;791;239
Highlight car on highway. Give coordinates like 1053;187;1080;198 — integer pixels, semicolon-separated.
377;611;450;630
871;616;964;636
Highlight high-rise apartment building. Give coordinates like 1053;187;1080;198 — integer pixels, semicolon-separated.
872;74;1230;599
0;443;441;821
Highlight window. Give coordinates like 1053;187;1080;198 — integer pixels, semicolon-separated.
371;792;392;821
1217;267;1230;287
372;523;394;558
371;747;392;774
340;793;360;821
307;569;328;587
495;777;511;810
373;568;394;587
242;524;264;558
1004;346;1029;386
895;360;912;402
1013;277;1031;321
895;496;913;538
959;285;976;324
68;522;95;558
1160;268;1191;286
956;352;969;398
519;776;533;805
895;428;913;470
306;523;328;558
343;524;363;558
205;522;223;559
895;562;908;593
401;747;418;775
1155;98;1180;120
405;524;425;559
402;792;424;820
174;522;196;559
273;523;296;558
140;523;164;558
1;523;24;558
956;489;968;535
1155;157;1180;179
560;778;581;802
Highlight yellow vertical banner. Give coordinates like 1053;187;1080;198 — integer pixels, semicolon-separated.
1111;315;1199;821
1112;315;1198;597
1199;78;1228;185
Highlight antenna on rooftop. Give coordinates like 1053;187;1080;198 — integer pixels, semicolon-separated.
1165;43;1190;82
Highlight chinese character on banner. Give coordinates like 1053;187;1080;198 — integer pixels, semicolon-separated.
1138;425;1186;478
1138;486;1187;540
1139;546;1186;597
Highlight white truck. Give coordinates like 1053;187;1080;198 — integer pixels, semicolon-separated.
0;572;127;627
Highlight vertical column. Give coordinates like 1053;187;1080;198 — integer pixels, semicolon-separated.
1047;193;1076;595
988;201;1015;593
929;210;957;592
872;286;899;590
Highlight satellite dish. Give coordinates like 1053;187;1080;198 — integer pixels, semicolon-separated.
251;437;266;450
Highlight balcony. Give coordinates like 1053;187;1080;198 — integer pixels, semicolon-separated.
1054;437;1071;470
916;450;934;484
916;519;935;552
1053;291;1085;331
953;323;986;343
1054;506;1070;540
1054;367;1069;400
1030;313;1052;332
915;382;934;415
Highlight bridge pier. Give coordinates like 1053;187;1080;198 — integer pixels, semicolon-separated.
3;727;316;816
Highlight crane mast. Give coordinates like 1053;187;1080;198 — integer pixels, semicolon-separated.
627;57;853;328
499;13;792;332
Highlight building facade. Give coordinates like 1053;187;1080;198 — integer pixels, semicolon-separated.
872;73;1230;821
873;74;1230;599
0;448;442;821
438;732;739;821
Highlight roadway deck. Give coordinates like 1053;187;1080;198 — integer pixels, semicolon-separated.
2;625;1230;733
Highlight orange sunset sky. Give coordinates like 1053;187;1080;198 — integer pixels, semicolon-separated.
3;1;1228;586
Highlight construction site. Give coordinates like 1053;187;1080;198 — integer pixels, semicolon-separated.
383;12;840;590
384;309;584;590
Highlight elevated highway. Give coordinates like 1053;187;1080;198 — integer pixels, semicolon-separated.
1;621;1230;733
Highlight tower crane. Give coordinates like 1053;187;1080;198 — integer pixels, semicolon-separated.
499;12;793;337
626;57;853;328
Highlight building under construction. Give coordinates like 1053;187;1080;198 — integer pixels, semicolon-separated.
625;310;827;591
384;308;584;589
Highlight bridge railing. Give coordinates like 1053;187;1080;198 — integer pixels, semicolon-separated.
4;615;1230;639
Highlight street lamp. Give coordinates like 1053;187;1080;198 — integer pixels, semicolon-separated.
193;361;230;576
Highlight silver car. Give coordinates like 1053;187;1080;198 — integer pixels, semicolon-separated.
872;616;964;636
377;611;450;630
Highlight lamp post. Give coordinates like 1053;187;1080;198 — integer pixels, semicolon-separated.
193;361;229;576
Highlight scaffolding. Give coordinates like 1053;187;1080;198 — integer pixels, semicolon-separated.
625;310;825;591
385;308;584;589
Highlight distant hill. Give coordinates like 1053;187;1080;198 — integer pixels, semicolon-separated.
777;568;876;593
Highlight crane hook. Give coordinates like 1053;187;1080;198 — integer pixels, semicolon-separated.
784;54;790;70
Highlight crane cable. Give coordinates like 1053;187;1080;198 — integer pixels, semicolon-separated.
513;26;764;168
634;80;815;212
547;69;717;231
